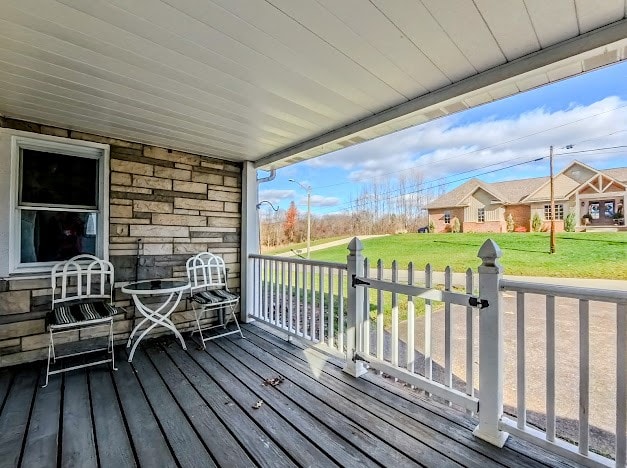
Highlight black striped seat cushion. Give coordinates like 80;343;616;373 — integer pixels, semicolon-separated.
50;301;122;327
190;289;239;305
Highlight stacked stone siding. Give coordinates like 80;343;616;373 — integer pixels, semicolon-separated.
0;118;242;367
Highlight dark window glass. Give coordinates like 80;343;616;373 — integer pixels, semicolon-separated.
20;149;98;207
20;210;97;263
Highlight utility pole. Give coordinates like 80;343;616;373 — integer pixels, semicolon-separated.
549;145;556;254
289;179;312;259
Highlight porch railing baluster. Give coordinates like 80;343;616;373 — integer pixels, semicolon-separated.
546;295;556;443
516;291;526;430
579;298;590;456
445;265;453;390
617;303;627;468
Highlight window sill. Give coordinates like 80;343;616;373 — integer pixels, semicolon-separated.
2;272;51;281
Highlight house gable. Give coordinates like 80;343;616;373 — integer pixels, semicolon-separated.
523;161;603;202
575;173;626;196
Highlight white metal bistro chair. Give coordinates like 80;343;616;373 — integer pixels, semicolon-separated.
45;254;124;387
186;252;243;349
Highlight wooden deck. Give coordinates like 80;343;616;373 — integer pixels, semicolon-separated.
0;324;574;468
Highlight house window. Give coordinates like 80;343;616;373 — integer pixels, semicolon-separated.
444;211;451;223
6;134;109;274
477;208;485;222
544;204;564;220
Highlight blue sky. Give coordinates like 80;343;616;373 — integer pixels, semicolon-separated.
260;61;627;215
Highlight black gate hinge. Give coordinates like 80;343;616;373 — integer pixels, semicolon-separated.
469;296;489;309
351;275;370;288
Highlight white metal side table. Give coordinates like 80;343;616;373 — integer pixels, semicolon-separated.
122;279;189;362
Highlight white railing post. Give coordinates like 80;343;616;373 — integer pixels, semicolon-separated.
343;237;367;377
473;239;509;447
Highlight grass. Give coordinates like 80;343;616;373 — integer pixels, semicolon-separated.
307;232;627;279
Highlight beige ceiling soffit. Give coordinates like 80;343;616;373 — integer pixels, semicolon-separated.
254;18;627;170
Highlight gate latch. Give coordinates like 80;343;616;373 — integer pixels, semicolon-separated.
469;296;489;309
351;275;370;288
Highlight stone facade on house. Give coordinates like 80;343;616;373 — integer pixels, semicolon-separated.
0;118;242;367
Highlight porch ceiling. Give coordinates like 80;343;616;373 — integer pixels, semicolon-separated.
0;1;626;168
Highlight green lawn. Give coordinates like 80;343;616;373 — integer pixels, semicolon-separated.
308;232;627;279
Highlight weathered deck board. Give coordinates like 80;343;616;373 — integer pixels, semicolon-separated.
183;345;338;468
129;351;216;468
112;349;177;468
89;371;136;468
0;369;38;468
0;368;13;413
21;377;62;468
192;341;380;467
235;331;468;467
0;325;581;468
244;324;572;468
61;371;97;468
214;338;416;467
144;346;254;468
165;343;298;468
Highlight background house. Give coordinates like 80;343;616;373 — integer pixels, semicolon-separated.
427;161;627;233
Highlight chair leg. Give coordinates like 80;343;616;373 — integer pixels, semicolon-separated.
43;340;52;388
193;305;207;350
50;329;56;363
109;320;118;371
230;304;244;339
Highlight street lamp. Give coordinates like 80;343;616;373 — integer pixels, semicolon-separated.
289;179;311;259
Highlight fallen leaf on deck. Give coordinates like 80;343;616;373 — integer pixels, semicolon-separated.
262;376;285;387
252;400;263;409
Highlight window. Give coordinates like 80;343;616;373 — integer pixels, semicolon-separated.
3;132;109;274
477;208;485;222
444;211;451;223
544;204;564;220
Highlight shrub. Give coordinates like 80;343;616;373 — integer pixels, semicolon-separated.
451;217;461;233
564;211;576;232
531;213;542;232
506;213;515;232
428;220;435;233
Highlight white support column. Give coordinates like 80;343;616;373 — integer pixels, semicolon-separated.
343;237;367;378
473;239;509;447
240;161;259;324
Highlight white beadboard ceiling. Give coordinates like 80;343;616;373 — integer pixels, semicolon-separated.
0;0;625;169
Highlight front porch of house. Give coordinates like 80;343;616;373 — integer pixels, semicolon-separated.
1;323;574;468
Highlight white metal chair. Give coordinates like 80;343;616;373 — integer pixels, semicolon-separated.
186;252;243;349
45;254;124;387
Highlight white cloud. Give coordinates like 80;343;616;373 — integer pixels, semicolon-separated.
305;96;627;183
258;189;295;207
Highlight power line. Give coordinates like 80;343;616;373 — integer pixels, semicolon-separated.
280;146;627;218
309;108;627;191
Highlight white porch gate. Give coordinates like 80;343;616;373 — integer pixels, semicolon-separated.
249;238;627;468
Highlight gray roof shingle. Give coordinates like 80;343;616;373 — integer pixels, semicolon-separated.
426;163;626;209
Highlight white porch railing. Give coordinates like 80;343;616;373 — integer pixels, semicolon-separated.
248;254;348;354
248;238;626;468
498;279;627;468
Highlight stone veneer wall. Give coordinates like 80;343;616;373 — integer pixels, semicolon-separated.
0;118;242;367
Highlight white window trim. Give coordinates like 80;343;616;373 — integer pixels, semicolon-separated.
5;132;109;275
478;207;486;222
